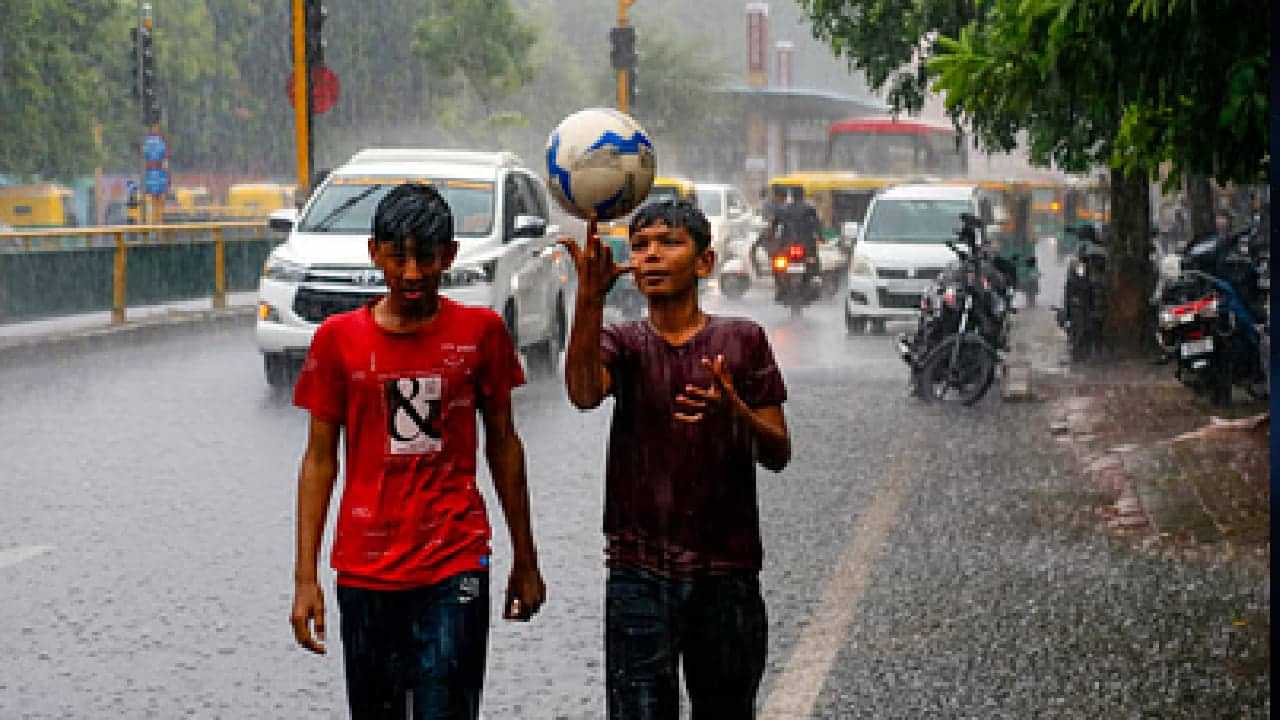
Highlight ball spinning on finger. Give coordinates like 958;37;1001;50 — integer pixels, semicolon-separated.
546;108;657;222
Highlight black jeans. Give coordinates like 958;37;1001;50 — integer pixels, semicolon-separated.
606;566;768;720
336;571;489;720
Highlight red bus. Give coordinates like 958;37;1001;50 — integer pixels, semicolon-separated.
827;118;968;177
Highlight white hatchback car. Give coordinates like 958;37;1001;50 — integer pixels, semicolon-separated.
255;148;571;386
845;183;988;334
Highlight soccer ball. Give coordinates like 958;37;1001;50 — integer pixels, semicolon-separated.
545;108;656;221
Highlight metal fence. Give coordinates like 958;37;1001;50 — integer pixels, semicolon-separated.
0;223;277;324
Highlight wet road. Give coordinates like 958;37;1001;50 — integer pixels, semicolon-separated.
0;282;1267;718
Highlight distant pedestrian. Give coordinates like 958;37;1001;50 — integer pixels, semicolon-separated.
559;199;792;720
290;183;545;719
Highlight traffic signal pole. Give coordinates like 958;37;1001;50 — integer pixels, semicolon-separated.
291;0;310;198
615;0;635;113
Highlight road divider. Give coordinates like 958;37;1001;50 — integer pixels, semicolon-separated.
0;222;274;325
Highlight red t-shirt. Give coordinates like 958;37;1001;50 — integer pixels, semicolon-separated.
293;298;525;590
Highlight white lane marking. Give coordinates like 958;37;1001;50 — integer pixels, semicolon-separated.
0;545;54;569
760;459;908;719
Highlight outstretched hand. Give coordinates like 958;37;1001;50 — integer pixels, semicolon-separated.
557;219;632;304
674;355;743;423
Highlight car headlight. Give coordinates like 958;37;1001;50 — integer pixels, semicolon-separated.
262;254;308;282
444;260;497;287
850;254;875;277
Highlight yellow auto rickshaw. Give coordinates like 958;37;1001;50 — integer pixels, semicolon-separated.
767;171;896;243
224;183;297;219
162;186;213;223
0;183;77;228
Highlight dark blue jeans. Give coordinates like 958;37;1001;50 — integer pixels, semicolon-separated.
606;566;768;720
336;571;489;720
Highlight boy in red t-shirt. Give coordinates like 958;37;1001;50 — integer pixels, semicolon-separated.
560;200;791;719
290;183;545;718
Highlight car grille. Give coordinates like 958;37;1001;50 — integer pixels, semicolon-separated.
303;265;386;288
877;289;922;310
876;266;944;280
293;287;384;323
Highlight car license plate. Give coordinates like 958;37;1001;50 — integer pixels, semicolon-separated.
786;263;806;274
1180;338;1213;357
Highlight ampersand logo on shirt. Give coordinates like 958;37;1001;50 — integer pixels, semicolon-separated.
384;376;443;455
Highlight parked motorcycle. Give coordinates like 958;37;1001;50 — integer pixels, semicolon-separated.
1153;219;1268;404
899;213;1013;405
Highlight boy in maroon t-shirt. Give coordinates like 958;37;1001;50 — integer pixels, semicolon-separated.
560;199;791;719
290;183;545;718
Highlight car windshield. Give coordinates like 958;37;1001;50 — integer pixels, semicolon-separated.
695;189;724;217
863;199;972;243
297;178;495;236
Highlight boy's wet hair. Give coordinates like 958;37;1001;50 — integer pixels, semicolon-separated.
371;183;453;250
629;199;712;252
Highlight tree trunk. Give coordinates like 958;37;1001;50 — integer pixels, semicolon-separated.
1104;166;1155;356
1185;173;1215;239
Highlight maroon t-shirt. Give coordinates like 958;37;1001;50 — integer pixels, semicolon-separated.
601;315;787;578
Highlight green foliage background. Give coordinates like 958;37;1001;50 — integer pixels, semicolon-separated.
3;0;872;184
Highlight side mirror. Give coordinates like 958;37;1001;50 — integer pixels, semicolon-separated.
841;221;861;241
512;214;547;239
268;208;299;232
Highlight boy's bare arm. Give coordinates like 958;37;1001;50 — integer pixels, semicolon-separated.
479;390;546;621
291;416;341;655
675;355;792;472
558;221;629;409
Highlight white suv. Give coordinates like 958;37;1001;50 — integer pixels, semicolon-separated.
844;183;988;334
256;148;571;386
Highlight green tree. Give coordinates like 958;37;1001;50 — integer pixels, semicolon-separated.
413;0;539;121
927;0;1268;352
0;0;127;178
796;0;980;114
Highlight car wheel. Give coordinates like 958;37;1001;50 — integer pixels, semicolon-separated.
263;352;291;388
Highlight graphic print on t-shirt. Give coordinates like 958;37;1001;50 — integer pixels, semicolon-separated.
384;376;443;455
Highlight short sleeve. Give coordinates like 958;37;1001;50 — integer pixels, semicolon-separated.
737;324;786;408
478;313;526;398
293;319;347;424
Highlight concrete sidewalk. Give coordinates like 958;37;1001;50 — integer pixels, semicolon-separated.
0;291;259;361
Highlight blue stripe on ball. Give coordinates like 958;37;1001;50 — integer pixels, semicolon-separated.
546;133;575;204
586;130;653;155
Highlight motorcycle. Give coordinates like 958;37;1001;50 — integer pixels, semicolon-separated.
1054;222;1109;361
900;213;1012;405
770;242;821;318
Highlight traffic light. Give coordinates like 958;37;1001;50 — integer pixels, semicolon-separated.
305;0;327;66
609;26;636;72
139;25;160;124
129;27;140;98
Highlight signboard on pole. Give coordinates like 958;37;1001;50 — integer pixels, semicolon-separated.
142;133;167;162
746;2;769;88
143;167;169;195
